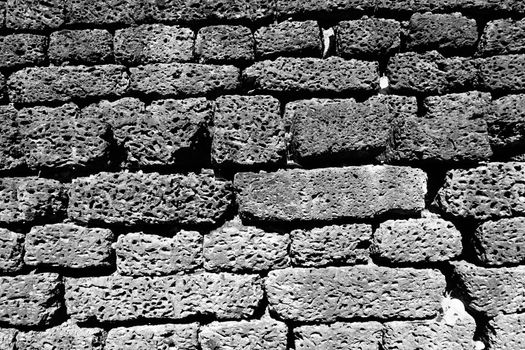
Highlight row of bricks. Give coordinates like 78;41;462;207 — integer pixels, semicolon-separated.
1;0;524;30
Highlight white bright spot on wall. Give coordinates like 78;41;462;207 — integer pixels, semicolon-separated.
380;75;389;89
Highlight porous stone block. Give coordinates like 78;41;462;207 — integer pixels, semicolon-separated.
68;171;233;226
487;94;525;154
478;18;525;56
212;95;286;167
49;29;113;65
115;231;202;276
235;166;426;223
337;17;400;57
295;322;383;350
0;34;46;68
0;273;62;326
114;24;194;65
0;73;5;100
0;228;24;273
6;0;65;29
16;323;105;350
0;105;23;171
0;328;16;350
487;313;525;350
478;54;525;92
266;266;445;322
195;25;254;64
105;323;199;350
67;0;137;25
473;217;525;265
65;273;263;323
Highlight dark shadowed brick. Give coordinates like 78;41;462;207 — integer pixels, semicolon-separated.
0;34;46;69
49;29;113;65
478;18;525;56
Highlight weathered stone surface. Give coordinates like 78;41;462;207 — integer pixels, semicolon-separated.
0;73;5;100
487;313;525;350
68;171;233;226
24;223;114;270
8;65;129;104
0;177;66;224
407;12;478;52
106;323;199;350
67;0;137;25
451;261;525;316
372;218;462;263
387;51;478;94
115;231;202;276
266;266;445;321
212;95;286;167
479;54;525;92
115;24;194;65
16;323;105;350
0;1;4;28
0;328;16;350
129;63;240;97
235;166;426;223
244;57;378;94
195;25;254;64
0;105;23;171
0;228;24;273
17;103;111;171
0;273;62;326
478;18;525;56
0;34;46;68
6;0;65;29
65;273;263;323
473;218;525;265
337;17;400;57
290;224;372;267
295;322;383;350
204;218;289;272
435;162;525;220
255;20;321;59
487;94;525;154
287;95;417;164
386;91;493;163
49;29;113;65
200;318;288;350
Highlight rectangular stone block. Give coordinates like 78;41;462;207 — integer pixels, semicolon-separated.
266;266;445;322
0;34;46;69
479;54;525;92
49;29;113;65
0;105;21;171
235;166;426;223
8;65;129;104
0;273;62;326
16;323;105;350
0;228;24;273
195;25;254;64
487;94;525;154
115;231;202;276
67;0;138;25
337;18;400;57
295;322;383;350
478;18;525;56
106;324;198;350
487;313;525;350
0;328;16;350
68;171;233;226
65;273;263;323
6;0;65;29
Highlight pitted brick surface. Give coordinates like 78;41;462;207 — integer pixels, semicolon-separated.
487;313;525;350
195;25;254;64
337;18;400;57
0;105;23;171
295;322;383;350
0;34;46;69
479;54;525;92
478;19;525;56
6;0;65;29
105;323;199;350
473;217;525;265
486;93;525;154
0;328;16;350
0;228;23;273
49;29;113;65
16;323;106;350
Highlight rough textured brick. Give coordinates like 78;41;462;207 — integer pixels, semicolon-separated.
386;91;493;163
296;322;382;350
0;329;16;350
0;34;46;69
0;228;23;273
287;95;417;164
275;0;368;17
0;105;23;171
0;73;5;100
373;218;462;264
115;231;202;276
24;224;114;270
487;94;525;154
487;313;525;350
67;0;137;25
0;177;65;224
16;323;105;350
115;24;194;65
106;323;198;350
49;29;113;65
0;273;62;326
17;103;111;171
204;218;289;272
435;162;525;220
473;218;525;265
255;20;321;59
479;54;525;92
65;273;263;323
387;51;478;94
478;18;525;56
337;18;400;57
235;166;426;223
244;57;378;94
195;25;254;64
266;266;445;322
451;261;525;316
290;224;372;267
68;171;232;226
8;65;129;104
407;12;478;52
200;318;287;350
0;1;4;28
6;0;65;29
212;95;286;167
129;63;240;97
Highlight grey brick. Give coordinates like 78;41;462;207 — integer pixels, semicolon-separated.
337;17;400;57
204;218;290;272
16;323;105;350
115;24;194;65
478;18;525;56
195;25;254;64
6;0;65;29
67;0;138;25
266;266;445;322
68;171;233;226
212;95;286;167
0;1;5;28
81;97;145;122
235;166;426;223
49;29;113;65
0;105;23;171
479;54;525;92
290;224;372;267
0;34;46;69
8;65;129;104
65;273;263;323
0;73;5;100
0;228;24;273
0;328;16;350
106;323;198;350
295;322;383;350
487;313;525;350
115;231;202;276
0;273;62;327
487;94;525;154
275;0;368;17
